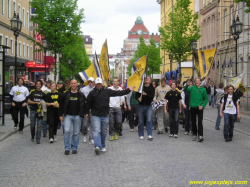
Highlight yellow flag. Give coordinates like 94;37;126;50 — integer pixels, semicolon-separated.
238;83;248;93
99;39;110;84
198;48;216;78
77;54;101;85
225;71;247;88
126;55;147;93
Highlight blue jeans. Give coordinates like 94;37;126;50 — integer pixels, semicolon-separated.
42;120;48;135
64;115;81;151
138;105;153;137
223;113;236;140
169;108;179;135
92;115;109;149
215;104;221;128
210;95;215;107
30;111;43;141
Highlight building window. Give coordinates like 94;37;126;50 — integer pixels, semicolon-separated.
23;44;25;58
23;8;25;27
19;42;21;57
18;5;21;19
1;0;5;15
31;46;33;59
13;1;16;13
27;45;29;58
27;11;29;29
5;37;8;53
7;0;11;18
224;9;227;40
230;7;234;25
10;38;13;55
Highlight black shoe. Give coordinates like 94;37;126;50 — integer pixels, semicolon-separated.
157;131;163;134
198;136;204;142
228;138;232;141
154;127;156;130
165;128;168;133
36;140;40;144
72;150;77;154
31;138;34;142
43;134;47;138
215;127;220;130
119;132;123;136
65;150;70;155
225;139;230;142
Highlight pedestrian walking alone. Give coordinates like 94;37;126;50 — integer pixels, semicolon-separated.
9;78;29;133
215;83;225;130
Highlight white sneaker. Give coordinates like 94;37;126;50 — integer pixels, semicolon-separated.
148;135;153;140
83;135;87;143
139;136;144;140
174;134;178;138
54;136;57;142
169;134;173;137
101;148;106;152
49;138;54;143
89;139;94;145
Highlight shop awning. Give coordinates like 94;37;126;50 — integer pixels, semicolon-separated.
44;56;55;65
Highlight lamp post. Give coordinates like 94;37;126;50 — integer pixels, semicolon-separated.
68;58;72;79
10;12;22;84
42;38;48;81
190;39;197;78
230;15;243;76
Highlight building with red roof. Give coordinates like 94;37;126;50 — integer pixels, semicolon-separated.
121;16;160;56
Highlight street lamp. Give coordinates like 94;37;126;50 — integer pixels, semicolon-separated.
42;38;48;81
10;12;22;84
230;15;243;75
190;39;197;78
68;58;72;79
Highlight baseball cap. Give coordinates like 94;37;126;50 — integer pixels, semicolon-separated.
88;77;95;82
95;77;103;84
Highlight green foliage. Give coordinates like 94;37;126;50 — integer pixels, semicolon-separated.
127;36;161;77
235;0;250;13
159;0;201;63
60;35;91;79
30;0;90;80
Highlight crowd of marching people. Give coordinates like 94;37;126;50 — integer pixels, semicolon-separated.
9;75;242;155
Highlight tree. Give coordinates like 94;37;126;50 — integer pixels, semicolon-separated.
127;36;161;77
60;35;91;80
30;0;86;80
235;0;250;13
159;0;201;77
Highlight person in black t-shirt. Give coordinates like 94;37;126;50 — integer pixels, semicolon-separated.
28;80;46;144
165;81;182;138
45;82;63;143
59;79;85;155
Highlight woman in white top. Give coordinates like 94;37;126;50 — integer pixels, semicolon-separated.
9;78;29;133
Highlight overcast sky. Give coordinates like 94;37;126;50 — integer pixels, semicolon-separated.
77;0;160;54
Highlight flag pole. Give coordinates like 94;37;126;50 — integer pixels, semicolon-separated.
140;54;148;99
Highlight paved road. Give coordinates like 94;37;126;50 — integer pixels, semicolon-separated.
0;113;250;187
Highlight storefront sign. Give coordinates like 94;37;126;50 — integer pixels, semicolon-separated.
36;64;49;68
27;61;36;67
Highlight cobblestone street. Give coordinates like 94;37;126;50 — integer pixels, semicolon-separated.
0;110;250;187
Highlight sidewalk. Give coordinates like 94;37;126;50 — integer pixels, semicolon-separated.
0;114;30;142
203;106;250;135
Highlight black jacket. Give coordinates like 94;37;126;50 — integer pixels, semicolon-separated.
135;85;155;105
62;91;85;117
207;85;217;96
85;87;131;117
222;93;239;112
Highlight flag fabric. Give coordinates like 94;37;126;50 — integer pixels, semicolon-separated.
238;83;248;93
221;58;226;69
224;71;247;88
99;39;110;84
198;48;216;78
126;55;147;93
216;60;220;69
76;54;101;85
130;58;140;74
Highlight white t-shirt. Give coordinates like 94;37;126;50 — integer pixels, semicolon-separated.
9;85;29;102
223;94;239;115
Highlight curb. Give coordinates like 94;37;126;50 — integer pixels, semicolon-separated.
204;117;250;136
0;123;30;142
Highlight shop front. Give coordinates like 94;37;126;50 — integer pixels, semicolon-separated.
26;61;50;81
